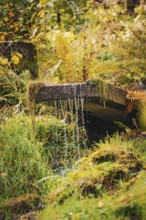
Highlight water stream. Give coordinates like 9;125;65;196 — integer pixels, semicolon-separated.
47;84;88;162
59;99;68;159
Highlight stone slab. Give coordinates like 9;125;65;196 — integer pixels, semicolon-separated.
29;80;128;107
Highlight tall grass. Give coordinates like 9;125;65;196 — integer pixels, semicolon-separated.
0;112;87;202
0;115;49;201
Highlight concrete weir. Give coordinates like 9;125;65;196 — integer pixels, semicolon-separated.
30;80;128;107
29;80;135;142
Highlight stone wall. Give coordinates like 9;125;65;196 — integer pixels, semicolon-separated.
29;80;127;107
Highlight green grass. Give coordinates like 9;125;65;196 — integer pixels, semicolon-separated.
0;113;86;202
0;115;49;202
0;112;88;219
38;135;146;220
1;114;146;220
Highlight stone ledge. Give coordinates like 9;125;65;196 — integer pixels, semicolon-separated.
29;80;128;107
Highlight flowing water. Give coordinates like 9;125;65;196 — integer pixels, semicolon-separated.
59;99;68;159
47;84;87;162
68;98;75;151
54;100;59;158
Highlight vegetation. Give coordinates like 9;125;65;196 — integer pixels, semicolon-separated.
38;135;146;220
0;0;146;219
0;115;49;200
39;170;146;220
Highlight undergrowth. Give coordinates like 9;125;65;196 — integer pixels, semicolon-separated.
36;5;146;86
0;68;30;106
0;115;49;202
0;113;87;219
38;135;146;220
39;170;146;220
0;113;87;201
35;114;87;164
0;2;146;219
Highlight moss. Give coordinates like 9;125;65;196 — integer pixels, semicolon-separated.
0;194;40;220
28;82;44;103
42;136;143;208
87;79;99;87
39;170;146;220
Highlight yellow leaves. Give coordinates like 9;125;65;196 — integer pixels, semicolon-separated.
39;0;48;4
8;12;15;17
11;52;22;65
0;33;5;41
12;55;19;65
38;10;45;17
12;23;20;32
0;56;9;66
0;52;22;74
0;69;5;75
3;17;9;22
54;32;81;83
55;33;70;59
127;90;146;106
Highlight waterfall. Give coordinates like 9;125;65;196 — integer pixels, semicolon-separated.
45;83;88;162
59;99;68;159
54;100;59;158
68;98;75;152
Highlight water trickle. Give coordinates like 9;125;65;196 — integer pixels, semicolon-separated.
75;97;80;158
59;99;68;160
45;83;88;162
79;83;88;151
54;100;59;158
68;98;75;151
72;84;82;158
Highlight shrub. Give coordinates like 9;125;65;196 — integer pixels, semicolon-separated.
0;68;30;106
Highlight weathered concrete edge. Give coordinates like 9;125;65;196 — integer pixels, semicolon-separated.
29;80;128;106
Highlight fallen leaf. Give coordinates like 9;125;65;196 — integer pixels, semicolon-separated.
98;201;104;208
0;173;7;177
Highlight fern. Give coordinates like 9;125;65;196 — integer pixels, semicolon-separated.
0;68;30;106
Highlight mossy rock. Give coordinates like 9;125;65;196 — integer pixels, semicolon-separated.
0;194;41;220
47;136;143;205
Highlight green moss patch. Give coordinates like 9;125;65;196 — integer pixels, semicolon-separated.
38;135;146;219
